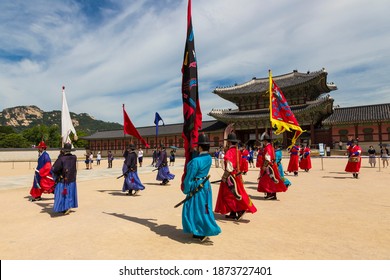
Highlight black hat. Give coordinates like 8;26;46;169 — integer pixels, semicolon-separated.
224;133;240;143
63;143;73;152
195;133;210;145
128;144;136;150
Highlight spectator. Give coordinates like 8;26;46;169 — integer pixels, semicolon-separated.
367;145;376;168
380;146;389;168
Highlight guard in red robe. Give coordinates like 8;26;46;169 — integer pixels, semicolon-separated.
256;146;264;168
257;133;287;200
345;139;362;178
29;141;55;201
215;133;257;221
287;144;300;176
299;143;312;172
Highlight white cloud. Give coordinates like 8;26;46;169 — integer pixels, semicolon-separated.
1;0;390;128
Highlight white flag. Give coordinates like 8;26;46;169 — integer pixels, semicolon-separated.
61;86;77;145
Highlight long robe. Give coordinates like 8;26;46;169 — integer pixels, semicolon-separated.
29;151;55;198
256;147;264;168
299;147;312;170
52;154;78;213
122;151;145;192
156;149;175;182
345;144;362;173
182;153;221;237
215;146;257;215
257;143;288;193
241;148;249;173
287;145;300;173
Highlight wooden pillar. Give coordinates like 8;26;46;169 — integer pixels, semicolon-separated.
355;124;359;141
378;122;382;143
310;123;315;145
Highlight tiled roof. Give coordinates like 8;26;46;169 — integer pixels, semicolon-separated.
83;120;223;140
322;103;390;125
213;69;337;95
209;95;333;120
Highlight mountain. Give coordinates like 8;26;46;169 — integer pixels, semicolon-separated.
0;105;123;133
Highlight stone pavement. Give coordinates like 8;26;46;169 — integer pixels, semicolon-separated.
0;156;389;260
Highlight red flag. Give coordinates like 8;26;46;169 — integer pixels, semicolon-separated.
123;104;149;148
181;0;202;187
269;70;303;148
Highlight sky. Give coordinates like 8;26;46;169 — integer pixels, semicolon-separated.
1;0;390;128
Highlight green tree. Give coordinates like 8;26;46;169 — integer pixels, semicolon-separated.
73;130;88;148
47;125;61;148
22;124;61;148
22;125;48;146
0;133;29;148
0;126;15;134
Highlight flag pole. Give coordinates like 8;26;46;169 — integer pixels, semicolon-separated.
269;69;278;162
122;104;126;152
269;69;273;142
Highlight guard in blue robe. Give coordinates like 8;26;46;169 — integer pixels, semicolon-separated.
156;146;175;185
52;143;78;215
182;134;221;242
122;144;145;195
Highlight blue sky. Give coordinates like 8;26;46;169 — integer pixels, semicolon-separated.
1;0;389;127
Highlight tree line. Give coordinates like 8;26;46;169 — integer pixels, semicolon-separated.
0;125;88;148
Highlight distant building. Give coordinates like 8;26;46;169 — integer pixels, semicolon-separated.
82;120;226;157
209;68;336;147
322;103;390;150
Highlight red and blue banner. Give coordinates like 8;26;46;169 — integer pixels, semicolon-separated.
181;0;202;187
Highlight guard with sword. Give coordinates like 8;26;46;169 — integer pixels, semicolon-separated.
175;133;221;243
120;143;145;196
155;144;175;185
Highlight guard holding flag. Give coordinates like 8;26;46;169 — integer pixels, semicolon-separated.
181;134;221;243
214;133;257;221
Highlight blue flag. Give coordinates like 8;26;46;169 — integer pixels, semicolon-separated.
154;112;164;137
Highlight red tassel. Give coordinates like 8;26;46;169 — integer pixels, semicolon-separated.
62;188;67;195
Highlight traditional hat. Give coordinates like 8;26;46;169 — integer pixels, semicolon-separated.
195;133;210;145
36;141;47;149
63;143;72;152
128;144;136;150
224;133;240;143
